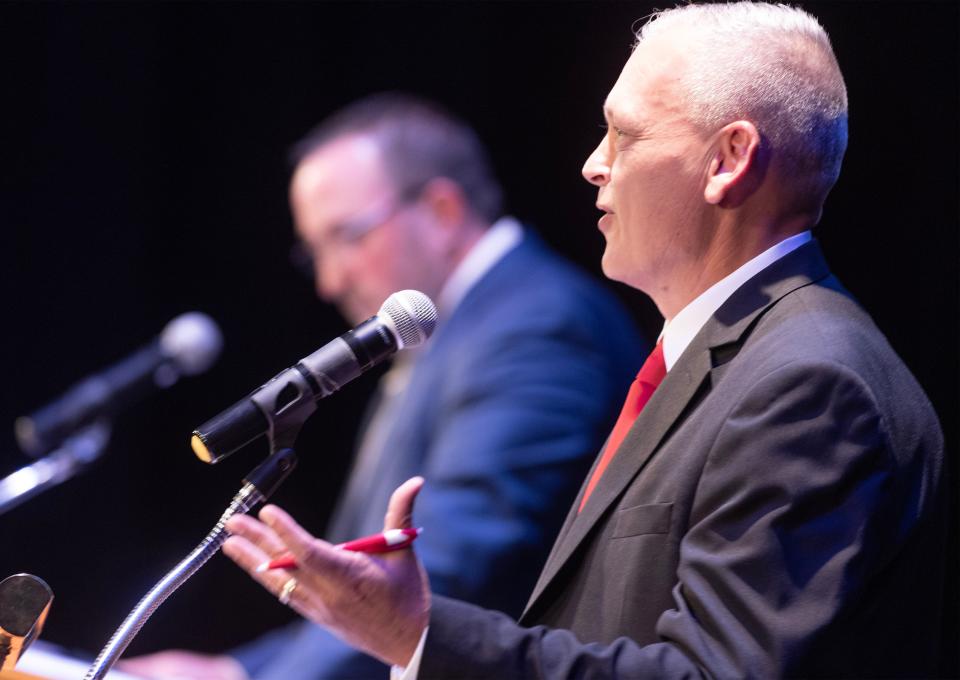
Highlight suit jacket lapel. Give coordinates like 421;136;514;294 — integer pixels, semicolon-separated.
522;338;712;615
521;240;832;620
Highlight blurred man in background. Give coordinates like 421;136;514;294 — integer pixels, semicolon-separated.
125;93;644;679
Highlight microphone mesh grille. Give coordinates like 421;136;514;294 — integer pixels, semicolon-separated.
160;312;224;375
379;290;438;349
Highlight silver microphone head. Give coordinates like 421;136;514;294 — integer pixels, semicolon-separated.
159;312;224;376
377;290;438;350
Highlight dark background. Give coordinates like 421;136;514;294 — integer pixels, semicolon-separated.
0;0;956;674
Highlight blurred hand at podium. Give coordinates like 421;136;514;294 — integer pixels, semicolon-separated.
119;650;248;680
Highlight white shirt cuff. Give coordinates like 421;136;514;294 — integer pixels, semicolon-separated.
389;626;428;680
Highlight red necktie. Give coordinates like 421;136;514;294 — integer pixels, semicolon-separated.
579;341;666;512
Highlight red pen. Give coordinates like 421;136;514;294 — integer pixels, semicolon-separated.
255;527;422;572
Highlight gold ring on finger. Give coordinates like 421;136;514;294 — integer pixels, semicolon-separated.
278;577;298;606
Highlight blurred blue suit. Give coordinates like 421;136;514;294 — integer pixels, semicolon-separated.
233;231;645;679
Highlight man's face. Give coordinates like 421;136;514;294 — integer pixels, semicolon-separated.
290;135;437;325
582;33;713;305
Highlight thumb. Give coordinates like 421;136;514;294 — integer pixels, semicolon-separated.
384;476;425;531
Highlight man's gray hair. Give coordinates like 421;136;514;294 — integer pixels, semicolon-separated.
638;2;848;209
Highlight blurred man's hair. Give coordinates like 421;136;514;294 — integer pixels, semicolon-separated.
292;92;504;224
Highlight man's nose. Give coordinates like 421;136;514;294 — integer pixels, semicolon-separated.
581;139;610;187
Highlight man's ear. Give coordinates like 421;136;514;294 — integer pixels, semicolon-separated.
417;177;467;230
704;120;761;206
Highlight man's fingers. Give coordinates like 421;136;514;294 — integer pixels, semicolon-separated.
258;504;350;574
258;504;321;549
222;535;293;597
384;476;425;531
222;534;272;575
225;513;288;558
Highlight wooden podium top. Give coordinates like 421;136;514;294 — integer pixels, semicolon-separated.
0;670;47;680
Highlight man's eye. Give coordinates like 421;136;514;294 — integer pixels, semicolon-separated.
600;123;626;137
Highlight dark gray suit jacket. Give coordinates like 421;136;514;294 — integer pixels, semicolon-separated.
422;241;945;679
235;232;645;679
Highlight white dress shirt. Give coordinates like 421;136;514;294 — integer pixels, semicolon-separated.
660;231;811;370
437;216;524;318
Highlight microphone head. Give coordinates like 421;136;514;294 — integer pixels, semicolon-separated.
160;312;224;376
378;290;438;350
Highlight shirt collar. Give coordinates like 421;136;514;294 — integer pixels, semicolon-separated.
660;231;812;371
436;216;524;317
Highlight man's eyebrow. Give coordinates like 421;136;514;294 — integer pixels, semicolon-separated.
602;103;633;128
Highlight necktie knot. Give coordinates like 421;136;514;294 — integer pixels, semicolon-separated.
636;341;666;388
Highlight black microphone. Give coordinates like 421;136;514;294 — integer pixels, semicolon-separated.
15;313;223;457
191;290;437;465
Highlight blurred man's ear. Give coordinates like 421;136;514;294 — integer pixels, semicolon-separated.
418;178;468;229
704;120;762;207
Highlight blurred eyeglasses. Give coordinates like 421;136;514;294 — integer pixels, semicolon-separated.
289;196;412;280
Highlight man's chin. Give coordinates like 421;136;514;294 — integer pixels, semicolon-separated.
600;252;627;285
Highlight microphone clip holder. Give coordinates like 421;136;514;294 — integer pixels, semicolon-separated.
250;368;318;453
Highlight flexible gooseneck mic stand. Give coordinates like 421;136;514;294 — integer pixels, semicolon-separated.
83;446;298;680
